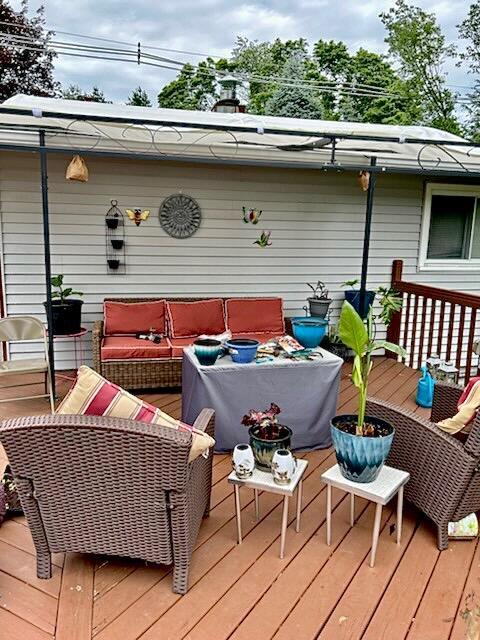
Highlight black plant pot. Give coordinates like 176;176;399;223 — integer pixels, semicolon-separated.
111;238;124;250
106;218;119;230
107;259;120;270
345;290;375;319
44;299;83;335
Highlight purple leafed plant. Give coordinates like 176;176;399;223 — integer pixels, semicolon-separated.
242;402;282;439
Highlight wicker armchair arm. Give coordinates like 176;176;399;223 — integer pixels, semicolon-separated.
430;381;463;423
92;320;104;373
192;408;215;438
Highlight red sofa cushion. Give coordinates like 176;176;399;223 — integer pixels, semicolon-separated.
101;336;171;361
104;300;166;335
167;299;226;338
231;332;281;344
168;337;197;358
226;298;284;334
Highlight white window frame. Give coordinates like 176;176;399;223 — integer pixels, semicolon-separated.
419;183;480;271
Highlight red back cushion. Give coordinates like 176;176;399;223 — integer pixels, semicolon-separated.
226;297;284;334
104;300;166;335
167;299;226;338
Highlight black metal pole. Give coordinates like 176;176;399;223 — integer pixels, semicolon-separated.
39;129;55;399
359;157;377;318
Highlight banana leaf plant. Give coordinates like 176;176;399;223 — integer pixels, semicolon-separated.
337;287;405;435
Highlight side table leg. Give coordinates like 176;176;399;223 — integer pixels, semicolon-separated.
280;495;289;559
295;480;303;533
326;483;332;546
234;485;242;544
350;493;355;526
370;503;383;568
254;489;260;520
396;486;404;545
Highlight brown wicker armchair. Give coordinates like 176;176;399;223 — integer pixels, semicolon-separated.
366;382;480;550
0;408;215;594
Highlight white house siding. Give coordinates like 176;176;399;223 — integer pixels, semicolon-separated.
0;151;479;370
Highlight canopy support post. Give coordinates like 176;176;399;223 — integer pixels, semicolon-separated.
359;157;377;317
39;129;55;399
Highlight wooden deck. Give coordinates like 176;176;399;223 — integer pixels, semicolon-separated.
0;359;477;640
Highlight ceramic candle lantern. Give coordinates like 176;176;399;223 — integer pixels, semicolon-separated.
232;444;255;479
271;449;297;485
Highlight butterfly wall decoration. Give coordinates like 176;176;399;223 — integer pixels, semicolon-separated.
126;209;150;226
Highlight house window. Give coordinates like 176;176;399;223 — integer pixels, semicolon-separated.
420;184;480;269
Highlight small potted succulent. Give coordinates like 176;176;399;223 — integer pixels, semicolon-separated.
341;279;375;319
331;287;405;483
242;403;292;470
44;275;83;335
305;280;331;318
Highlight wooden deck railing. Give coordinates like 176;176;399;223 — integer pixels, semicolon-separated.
386;260;480;377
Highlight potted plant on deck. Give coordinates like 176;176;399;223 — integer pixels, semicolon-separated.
242;403;292;470
44;275;84;335
331;287;404;483
305;280;332;318
341;279;375;319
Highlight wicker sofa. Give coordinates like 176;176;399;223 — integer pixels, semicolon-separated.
0;407;215;594
93;296;287;390
366;381;480;549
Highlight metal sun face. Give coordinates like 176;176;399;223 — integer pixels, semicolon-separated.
159;193;202;239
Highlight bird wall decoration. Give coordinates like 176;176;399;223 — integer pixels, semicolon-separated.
126;209;150;226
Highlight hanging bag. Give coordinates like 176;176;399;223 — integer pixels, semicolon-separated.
416;365;435;408
65;155;89;182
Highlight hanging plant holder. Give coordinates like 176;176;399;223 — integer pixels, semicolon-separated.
105;200;126;274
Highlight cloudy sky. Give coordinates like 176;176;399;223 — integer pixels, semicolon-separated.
10;0;474;103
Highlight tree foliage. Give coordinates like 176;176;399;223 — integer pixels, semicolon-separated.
380;0;460;133
127;86;151;107
157;58;220;110
459;1;480;73
0;0;59;102
62;84;110;103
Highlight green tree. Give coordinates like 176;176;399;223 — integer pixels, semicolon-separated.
62;84;110;103
380;0;460;133
0;0;59;102
458;2;480;139
127;86;151;106
264;54;323;119
157;59;219;110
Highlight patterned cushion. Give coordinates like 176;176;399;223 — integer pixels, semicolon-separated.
166;299;226;338
57;366;214;461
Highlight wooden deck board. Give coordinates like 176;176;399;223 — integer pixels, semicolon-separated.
0;358;475;640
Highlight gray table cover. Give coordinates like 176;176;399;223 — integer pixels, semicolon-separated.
181;347;343;452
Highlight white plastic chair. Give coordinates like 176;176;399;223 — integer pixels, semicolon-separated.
0;316;55;413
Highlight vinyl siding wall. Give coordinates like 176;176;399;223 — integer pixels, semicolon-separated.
1;152;479;369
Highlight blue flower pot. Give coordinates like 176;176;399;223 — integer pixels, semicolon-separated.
331;415;394;483
226;339;259;364
291;317;328;349
345;290;375;319
193;338;222;366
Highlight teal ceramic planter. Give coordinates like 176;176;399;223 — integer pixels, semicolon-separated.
248;425;292;470
291;317;328;349
331;415;394;483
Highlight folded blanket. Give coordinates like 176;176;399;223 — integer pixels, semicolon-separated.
437;376;480;434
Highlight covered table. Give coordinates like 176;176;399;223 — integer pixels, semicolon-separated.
181;347;343;452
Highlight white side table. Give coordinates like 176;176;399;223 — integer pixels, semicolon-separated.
227;458;309;559
321;464;410;567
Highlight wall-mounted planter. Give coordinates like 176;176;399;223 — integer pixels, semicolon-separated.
111;238;124;250
106;218;119;230
107;259;120;270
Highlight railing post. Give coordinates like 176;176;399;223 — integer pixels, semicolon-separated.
386;260;403;358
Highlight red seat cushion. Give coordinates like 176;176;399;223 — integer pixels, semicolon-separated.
226;298;284;334
101;336;171;361
231;332;282;344
168;337;197;358
104;300;166;335
167;299;226;338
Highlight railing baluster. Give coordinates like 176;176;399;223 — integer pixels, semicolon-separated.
466;308;477;381
410;295;419;368
417;296;427;368
402;293;411;356
437;300;446;357
427;298;436;357
446;303;456;361
456;306;466;370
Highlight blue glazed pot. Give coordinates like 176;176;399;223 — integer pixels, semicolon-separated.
226;338;260;364
248;424;292;470
344;290;375;319
331;415;394;483
193;338;222;366
291;317;328;349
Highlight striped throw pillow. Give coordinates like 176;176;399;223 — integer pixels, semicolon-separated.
56;366;214;461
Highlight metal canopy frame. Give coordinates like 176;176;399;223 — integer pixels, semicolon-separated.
2;106;480;391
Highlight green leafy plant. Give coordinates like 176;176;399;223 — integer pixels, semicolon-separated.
341;279;359;289
306;280;330;300
51;275;83;303
337;288;405;435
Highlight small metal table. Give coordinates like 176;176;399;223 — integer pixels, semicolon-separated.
321;464;410;567
51;327;88;382
227;458;309;559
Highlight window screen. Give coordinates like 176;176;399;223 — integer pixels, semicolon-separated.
427;195;475;260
